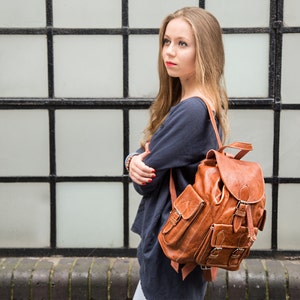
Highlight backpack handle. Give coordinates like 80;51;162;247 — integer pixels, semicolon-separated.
219;142;253;160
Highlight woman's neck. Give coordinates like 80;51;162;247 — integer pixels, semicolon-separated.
180;84;203;102
180;76;201;100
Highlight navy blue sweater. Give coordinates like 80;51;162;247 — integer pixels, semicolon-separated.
131;97;220;300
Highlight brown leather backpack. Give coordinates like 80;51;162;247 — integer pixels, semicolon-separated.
158;97;267;281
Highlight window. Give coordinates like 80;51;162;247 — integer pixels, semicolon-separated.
0;0;299;257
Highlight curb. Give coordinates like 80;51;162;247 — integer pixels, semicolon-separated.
0;257;299;299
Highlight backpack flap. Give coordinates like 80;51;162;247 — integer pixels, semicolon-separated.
213;150;265;203
160;185;205;245
212;148;266;235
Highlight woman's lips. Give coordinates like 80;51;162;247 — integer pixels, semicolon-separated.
165;61;176;67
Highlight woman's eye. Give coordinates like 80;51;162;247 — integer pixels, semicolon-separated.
163;38;170;45
179;41;188;47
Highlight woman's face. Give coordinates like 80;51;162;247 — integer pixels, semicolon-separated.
162;17;196;82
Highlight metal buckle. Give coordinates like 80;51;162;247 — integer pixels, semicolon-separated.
234;200;248;217
171;207;182;225
237;200;249;207
231;248;244;258
209;247;222;258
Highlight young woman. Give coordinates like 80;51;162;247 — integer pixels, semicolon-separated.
125;7;229;300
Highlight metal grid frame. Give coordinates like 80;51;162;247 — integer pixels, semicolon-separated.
0;0;299;258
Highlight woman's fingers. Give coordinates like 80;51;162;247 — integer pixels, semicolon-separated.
129;148;156;185
130;157;152;183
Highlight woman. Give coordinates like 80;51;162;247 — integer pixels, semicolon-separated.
125;7;229;300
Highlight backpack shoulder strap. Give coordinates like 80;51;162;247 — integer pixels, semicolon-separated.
196;94;223;149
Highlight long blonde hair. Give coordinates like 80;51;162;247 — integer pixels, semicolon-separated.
142;7;229;146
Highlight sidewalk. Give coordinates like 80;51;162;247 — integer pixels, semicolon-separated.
0;257;299;299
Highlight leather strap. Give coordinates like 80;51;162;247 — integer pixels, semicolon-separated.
169;169;177;204
197;95;223;149
219;142;253;160
246;205;257;245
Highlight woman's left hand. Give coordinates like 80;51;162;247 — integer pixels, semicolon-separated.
129;142;156;185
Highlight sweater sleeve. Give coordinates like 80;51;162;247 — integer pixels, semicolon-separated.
134;97;218;195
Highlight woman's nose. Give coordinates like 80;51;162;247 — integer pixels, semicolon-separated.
166;43;175;55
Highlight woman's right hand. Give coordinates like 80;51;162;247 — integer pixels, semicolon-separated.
129;143;156;185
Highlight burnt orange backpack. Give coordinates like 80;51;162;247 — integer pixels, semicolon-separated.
158;97;266;281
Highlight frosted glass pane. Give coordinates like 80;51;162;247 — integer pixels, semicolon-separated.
129;0;198;28
223;34;269;97
281;34;300;104
0;0;45;27
0;35;48;97
129;110;149;152
56;110;123;176
129;183;141;248
129;35;159;97
284;0;300;26
57;183;123;248
251;184;271;250
0;110;49;176
278;184;300;250
228;110;273;177
0;183;50;248
206;0;269;28
53;0;121;28
279;111;300;177
54;36;122;97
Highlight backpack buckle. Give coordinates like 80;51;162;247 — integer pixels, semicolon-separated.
170;208;182;225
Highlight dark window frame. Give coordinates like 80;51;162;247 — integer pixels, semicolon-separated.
0;0;299;258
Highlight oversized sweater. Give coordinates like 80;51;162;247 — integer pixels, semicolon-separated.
131;97;220;300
